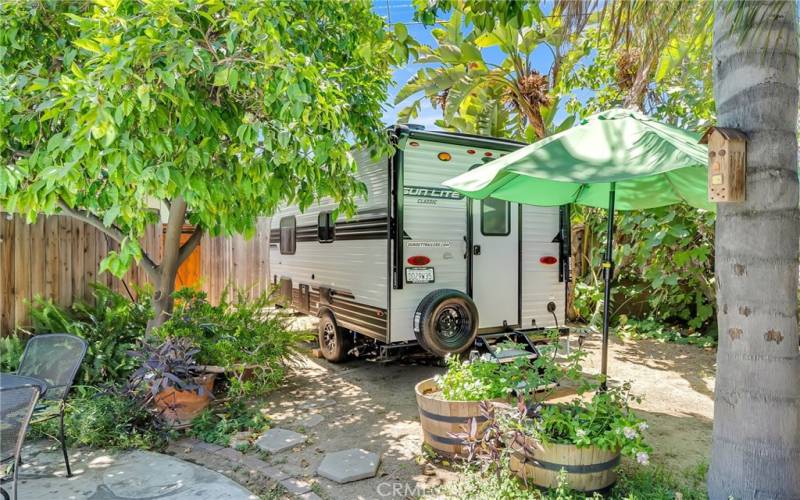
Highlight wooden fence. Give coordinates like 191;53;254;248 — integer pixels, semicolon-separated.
0;213;271;334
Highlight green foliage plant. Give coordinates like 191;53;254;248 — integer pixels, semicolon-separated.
22;283;151;385
1;0;402;327
572;205;716;334
0;334;26;372
189;401;270;447
434;334;586;402
30;385;166;450
156;287;311;397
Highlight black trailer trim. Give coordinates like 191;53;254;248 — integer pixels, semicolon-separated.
391;144;404;290
273;216;389;242
292;285;388;342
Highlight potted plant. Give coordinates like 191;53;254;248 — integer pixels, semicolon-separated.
129;337;215;427
458;368;651;492
416;341;572;457
155;287;308;397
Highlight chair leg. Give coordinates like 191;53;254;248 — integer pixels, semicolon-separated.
59;409;71;478
12;455;19;500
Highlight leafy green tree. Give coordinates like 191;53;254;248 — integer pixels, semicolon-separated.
1;0;397;328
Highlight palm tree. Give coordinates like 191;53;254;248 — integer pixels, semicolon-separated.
706;2;799;497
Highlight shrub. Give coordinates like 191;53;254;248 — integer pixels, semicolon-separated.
156;287;311;397
30;386;166;450
24;283;151;385
0;334;26;372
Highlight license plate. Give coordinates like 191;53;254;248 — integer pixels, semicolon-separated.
405;267;435;284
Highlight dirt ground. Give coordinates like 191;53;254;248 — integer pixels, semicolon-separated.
250;319;716;500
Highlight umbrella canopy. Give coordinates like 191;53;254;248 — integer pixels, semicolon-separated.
443;108;713;212
442;108;711;387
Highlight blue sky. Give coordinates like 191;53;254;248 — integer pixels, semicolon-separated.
372;0;580;131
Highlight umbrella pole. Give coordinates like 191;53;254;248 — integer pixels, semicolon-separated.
600;182;616;391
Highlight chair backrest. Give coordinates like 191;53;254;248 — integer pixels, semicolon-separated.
0;385;40;463
17;334;87;401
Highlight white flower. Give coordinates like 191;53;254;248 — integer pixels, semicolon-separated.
638;422;649;432
636;451;650;465
623;427;638;440
576;429;587;439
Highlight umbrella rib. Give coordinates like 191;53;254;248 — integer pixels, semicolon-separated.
662;171;691;206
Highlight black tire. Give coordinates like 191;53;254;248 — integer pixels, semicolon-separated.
414;289;479;357
318;312;352;363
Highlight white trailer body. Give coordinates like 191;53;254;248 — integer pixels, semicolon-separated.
270;127;569;358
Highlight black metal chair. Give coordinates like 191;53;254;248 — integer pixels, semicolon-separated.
0;384;42;500
16;334;87;478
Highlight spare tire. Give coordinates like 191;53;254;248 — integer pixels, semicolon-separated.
414;289;479;357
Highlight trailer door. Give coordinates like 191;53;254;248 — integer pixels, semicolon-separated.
471;198;519;328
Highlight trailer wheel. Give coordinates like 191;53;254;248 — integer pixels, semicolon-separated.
318;312;351;363
414;289;479;357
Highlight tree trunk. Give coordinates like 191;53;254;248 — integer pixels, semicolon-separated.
146;198;188;333
708;2;799;498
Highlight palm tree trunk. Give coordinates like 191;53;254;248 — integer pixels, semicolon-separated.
708;2;799;498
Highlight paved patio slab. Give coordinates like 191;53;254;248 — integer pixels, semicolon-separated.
16;442;256;499
316;448;379;484
255;428;306;453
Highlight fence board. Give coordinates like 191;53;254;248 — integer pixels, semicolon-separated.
1;213;272;334
0;216;15;334
13;218;30;327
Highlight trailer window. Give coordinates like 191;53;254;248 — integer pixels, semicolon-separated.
279;216;296;254
318;212;335;243
481;198;510;236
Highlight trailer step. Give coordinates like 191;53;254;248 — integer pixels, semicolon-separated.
473;331;541;363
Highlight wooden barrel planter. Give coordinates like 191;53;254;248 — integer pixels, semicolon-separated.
510;437;620;492
415;378;493;457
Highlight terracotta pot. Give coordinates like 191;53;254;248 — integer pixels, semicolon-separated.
154;373;215;427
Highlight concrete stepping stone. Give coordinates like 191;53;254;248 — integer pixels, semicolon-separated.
255;428;306;453
296;414;324;429
317;448;380;484
229;431;251;449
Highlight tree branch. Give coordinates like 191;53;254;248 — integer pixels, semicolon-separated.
57;199;125;243
177;226;203;267
57;199;161;283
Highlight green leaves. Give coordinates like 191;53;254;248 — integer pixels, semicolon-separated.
73;38;102;54
213;68;229;87
2;0;393;280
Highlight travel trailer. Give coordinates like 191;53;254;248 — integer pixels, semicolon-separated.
269;125;570;362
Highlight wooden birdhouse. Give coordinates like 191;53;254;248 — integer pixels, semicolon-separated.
700;127;747;203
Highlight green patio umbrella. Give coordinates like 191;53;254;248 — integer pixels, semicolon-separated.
443;108;712;385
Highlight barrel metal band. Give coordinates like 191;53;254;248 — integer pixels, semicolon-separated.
419;407;487;424
516;453;620;473
427;433;467;446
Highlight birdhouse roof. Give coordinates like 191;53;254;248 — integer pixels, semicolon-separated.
699;127;747;144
